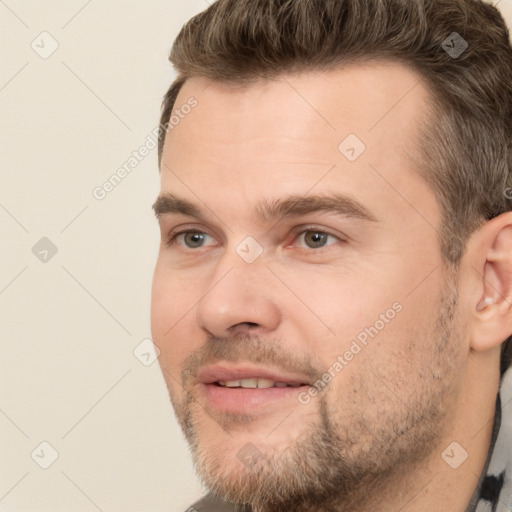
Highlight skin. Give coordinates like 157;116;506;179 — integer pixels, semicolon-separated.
151;61;512;511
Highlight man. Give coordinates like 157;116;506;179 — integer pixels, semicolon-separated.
150;0;512;510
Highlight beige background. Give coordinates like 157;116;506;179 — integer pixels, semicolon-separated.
1;1;511;511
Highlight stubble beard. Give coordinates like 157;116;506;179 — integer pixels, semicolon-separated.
169;281;462;512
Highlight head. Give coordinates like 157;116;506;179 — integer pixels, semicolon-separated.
151;1;512;510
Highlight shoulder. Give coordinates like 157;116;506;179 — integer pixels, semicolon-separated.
184;494;239;512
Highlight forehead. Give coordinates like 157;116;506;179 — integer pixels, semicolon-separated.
159;61;438;230
164;61;430;153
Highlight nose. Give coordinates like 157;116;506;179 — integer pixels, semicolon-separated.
195;256;281;338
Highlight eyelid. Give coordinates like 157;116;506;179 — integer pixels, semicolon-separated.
166;224;220;247
164;223;347;251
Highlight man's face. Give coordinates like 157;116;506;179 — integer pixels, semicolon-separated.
151;63;468;510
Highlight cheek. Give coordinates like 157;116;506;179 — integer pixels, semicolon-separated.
151;261;201;371
282;257;444;369
281;264;401;346
151;262;173;340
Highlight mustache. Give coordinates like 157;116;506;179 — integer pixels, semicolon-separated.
181;332;323;386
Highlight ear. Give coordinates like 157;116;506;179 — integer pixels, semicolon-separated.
469;212;512;352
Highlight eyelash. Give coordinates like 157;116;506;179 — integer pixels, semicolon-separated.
165;225;344;251
166;229;215;248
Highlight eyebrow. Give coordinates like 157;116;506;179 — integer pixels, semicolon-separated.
152;192;378;223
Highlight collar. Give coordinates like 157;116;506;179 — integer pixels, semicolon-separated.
470;366;512;512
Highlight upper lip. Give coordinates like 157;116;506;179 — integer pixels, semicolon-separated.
197;364;312;386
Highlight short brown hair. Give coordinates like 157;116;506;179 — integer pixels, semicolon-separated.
157;0;512;371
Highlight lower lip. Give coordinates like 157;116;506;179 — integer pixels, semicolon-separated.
201;383;309;413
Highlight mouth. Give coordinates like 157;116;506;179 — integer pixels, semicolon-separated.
197;364;312;413
216;378;304;388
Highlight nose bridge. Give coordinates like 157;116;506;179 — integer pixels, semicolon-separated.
195;241;281;336
210;234;269;290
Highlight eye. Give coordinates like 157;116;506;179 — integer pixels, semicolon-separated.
295;230;340;249
169;230;216;249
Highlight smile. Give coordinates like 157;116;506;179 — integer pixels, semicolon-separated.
216;379;304;388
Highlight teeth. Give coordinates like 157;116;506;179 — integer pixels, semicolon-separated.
240;378;258;388
257;378;274;389
218;379;302;388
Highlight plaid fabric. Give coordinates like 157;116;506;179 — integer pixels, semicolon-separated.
470;367;512;512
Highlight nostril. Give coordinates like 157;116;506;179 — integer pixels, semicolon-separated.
230;322;260;331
